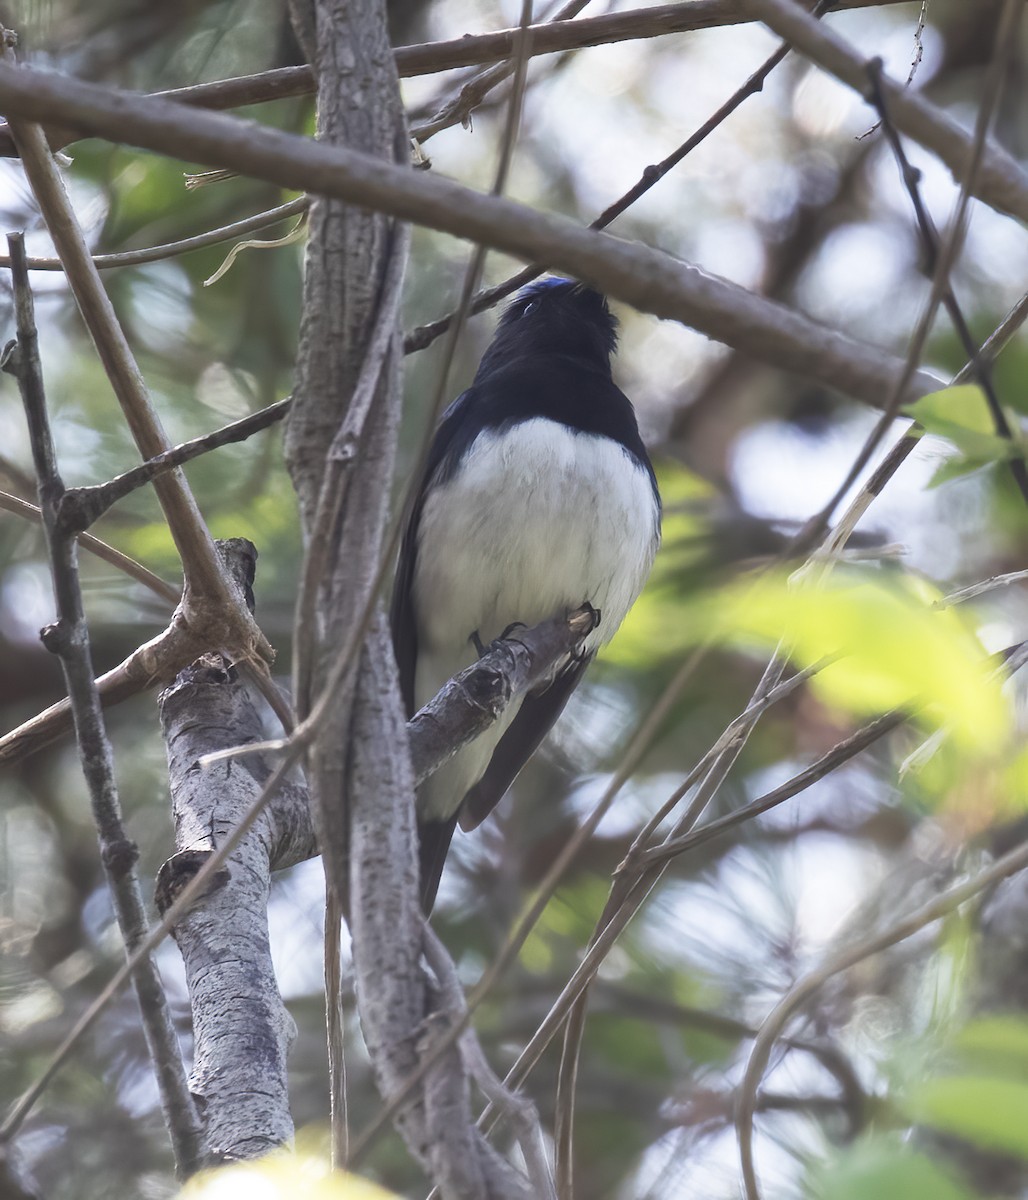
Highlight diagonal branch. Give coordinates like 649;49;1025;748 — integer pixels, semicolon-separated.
744;0;1028;221
57;397;291;533
0;61;949;412
2;70;271;676
1;231;204;1174
0;0;916;156
0;488;180;604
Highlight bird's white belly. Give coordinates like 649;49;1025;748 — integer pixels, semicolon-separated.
411;418;658;817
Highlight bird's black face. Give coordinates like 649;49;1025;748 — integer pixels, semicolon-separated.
475;277;618;379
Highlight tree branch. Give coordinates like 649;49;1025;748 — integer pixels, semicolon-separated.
3;75;271;672
0;0;915;157
0;487;180;604
744;0;1028;222
1;231;204;1175
156;648;313;1161
0;61;951;412
0;197;309;272
57;398;291;533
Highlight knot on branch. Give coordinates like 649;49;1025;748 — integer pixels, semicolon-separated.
101;836;139;877
0;336;20;375
39;618;71;655
155;849;230;921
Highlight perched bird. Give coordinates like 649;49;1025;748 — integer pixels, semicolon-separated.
391;277;661;910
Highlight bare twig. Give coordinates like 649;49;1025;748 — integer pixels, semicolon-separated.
57;398;290;533
554;648;792;1192
403;0;835;355
0;1;914;159
634;711;906;870
745;0;1028;222
410;0;582;143
0;232;204;1173
3;79;272;704
736;837;1028;1200
867;9;1028;506
938;569;1028;609
0;196;309;272
0;62;946;413
0;488;180;604
856;0;931;139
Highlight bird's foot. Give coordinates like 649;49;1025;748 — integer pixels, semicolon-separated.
569;602;600;662
470;622;529;658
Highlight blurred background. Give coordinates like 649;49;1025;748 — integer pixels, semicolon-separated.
1;0;1027;1196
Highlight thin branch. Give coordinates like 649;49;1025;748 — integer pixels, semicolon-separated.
0;736;307;1142
3;80;270;666
0;196;309;272
938;569;1028;609
0;231;204;1173
0;0;913;157
867;10;1028;506
632;710;906;870
0;488;180;605
410;0;585;144
736;837;1028;1200
403;0;835;355
0;62;947;413
554;648;792;1191
57;397;290;533
744;0;1028;222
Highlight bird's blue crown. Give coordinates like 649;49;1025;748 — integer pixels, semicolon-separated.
478;276;617;375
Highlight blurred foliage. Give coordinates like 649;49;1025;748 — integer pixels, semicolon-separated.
1;0;1027;1198
179;1146;401;1199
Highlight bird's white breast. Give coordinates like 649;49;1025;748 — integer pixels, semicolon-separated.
415;418;657;667
411;417;658;819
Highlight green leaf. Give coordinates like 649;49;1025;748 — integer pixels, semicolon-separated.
689;569;1009;754
927;456;994;490
180;1149;400;1197
906;1074;1028;1158
954;1016;1028;1074
906;385;995;436
805;1139;973;1200
906;385;1024;465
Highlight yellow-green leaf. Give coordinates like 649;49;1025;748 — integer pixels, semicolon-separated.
954;1016;1028;1073
688;568;1008;754
906;1074;1028;1159
180;1151;399;1198
905;385;995;436
805;1139;973;1200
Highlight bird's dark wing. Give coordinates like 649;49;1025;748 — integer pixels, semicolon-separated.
390;389;477;715
419;658;592;910
418;813;460;913
458;654;593;832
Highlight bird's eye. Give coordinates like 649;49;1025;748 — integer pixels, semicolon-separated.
522;300;537;316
